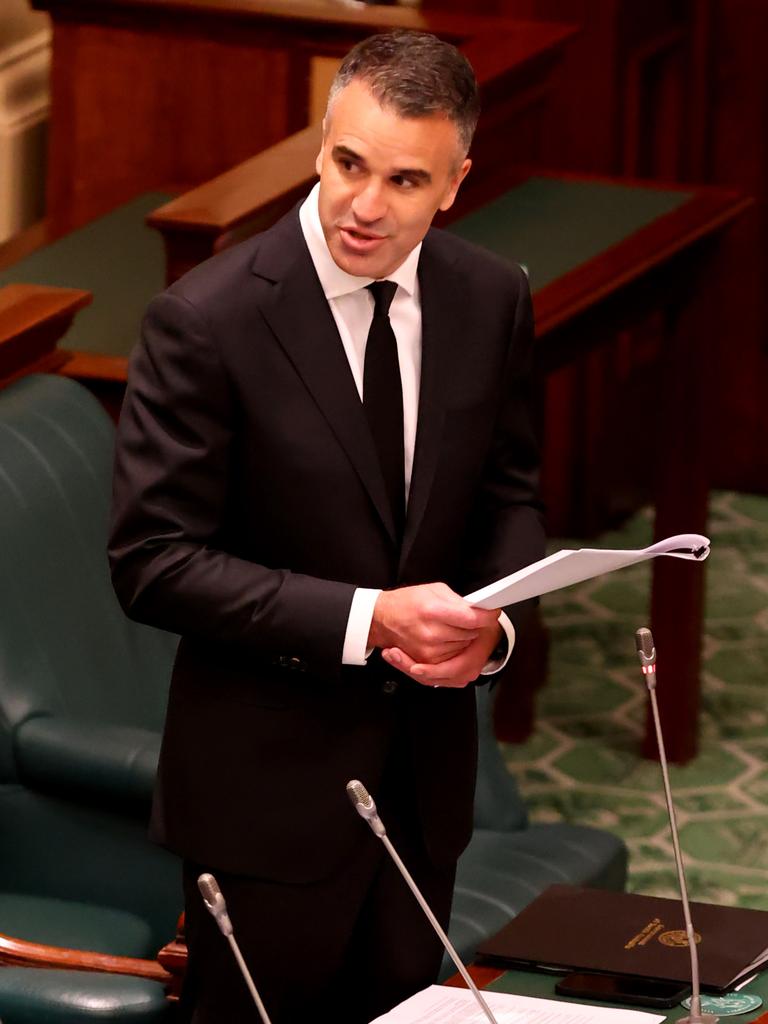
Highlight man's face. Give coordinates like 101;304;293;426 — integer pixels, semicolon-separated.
315;79;471;279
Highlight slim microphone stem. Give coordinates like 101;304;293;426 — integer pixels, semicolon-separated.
226;934;274;1024
346;780;499;1024
197;873;274;1024
379;835;499;1024
643;668;718;1024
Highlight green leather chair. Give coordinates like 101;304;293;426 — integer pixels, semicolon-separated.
0;373;180;1022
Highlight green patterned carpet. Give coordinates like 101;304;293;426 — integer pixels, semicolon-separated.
503;492;768;909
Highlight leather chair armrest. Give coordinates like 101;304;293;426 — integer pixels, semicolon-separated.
15;716;161;805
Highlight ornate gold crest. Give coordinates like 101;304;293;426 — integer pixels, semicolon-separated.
659;929;700;946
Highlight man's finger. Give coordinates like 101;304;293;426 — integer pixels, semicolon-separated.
382;647;473;688
432;600;499;632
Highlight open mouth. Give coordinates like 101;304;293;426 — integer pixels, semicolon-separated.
339;227;388;254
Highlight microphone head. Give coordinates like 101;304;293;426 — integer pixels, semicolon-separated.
635;627;657;670
346;779;387;837
197;873;233;936
346;779;375;816
198;873;224;914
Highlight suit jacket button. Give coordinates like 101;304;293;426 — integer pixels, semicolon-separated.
382;679;399;695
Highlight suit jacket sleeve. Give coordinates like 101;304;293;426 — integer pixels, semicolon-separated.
108;290;356;675
458;263;546;634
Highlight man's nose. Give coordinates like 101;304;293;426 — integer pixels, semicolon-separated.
351;180;387;224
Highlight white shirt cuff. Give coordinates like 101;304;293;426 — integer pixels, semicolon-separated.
342;588;381;665
480;610;515;676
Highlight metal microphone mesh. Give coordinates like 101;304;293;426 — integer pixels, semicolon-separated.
635;627;656;661
197;872;222;911
346;779;371;808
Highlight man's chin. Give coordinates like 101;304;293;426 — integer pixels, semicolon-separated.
330;240;396;281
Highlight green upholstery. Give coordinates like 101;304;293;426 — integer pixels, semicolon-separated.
0;970;169;1024
0;374;180;1021
0;894;152;956
443;685;627;977
0;193;170;357
449;176;693;290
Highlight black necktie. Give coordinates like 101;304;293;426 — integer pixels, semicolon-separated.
363;280;405;539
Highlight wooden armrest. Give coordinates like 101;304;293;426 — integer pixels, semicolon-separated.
0;930;170;984
0;284;92;386
147;123;323;281
156;912;187;1001
59;350;129;383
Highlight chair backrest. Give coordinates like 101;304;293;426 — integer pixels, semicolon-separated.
473;683;529;833
0;374;176;791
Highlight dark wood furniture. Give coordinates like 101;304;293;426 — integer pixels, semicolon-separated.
30;0;573;238
0;284;90;387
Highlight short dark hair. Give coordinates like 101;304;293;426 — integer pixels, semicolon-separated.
327;30;480;155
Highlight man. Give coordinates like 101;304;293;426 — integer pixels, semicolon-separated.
109;29;544;1024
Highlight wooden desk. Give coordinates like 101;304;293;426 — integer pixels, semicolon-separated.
449;964;768;1022
450;174;750;763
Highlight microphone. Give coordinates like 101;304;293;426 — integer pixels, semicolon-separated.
634;630;718;1024
345;780;500;1024
197;873;274;1024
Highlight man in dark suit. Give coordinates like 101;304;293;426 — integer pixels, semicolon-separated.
109;29;544;1024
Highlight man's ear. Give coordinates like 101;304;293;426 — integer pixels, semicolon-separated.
439;158;472;213
315;118;327;177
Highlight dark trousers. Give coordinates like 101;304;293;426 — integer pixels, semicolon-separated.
178;741;456;1023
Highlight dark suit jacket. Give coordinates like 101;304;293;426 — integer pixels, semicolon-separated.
109;205;545;884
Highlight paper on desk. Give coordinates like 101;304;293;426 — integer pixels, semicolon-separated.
369;985;666;1024
465;533;710;609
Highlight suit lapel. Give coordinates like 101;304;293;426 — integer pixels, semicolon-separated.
252;210;398;543
399;234;463;572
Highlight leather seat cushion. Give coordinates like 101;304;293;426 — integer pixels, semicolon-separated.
0;968;169;1022
0;893;155;958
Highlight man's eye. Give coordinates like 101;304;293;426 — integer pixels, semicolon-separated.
391;175;415;189
340;159;359;173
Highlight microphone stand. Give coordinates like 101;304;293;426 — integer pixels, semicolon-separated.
635;628;718;1024
346;780;500;1024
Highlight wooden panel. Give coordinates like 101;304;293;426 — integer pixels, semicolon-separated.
45;16;311;235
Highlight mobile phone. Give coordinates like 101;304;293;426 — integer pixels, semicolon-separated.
555;972;692;1008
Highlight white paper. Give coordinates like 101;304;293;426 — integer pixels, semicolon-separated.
369;985;666;1024
465;533;710;609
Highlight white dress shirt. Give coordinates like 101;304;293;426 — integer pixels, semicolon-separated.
298;185;514;673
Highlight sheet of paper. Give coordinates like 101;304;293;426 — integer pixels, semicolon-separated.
465;533;710;609
369;985;666;1024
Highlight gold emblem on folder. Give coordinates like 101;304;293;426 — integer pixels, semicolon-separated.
659;929;701;946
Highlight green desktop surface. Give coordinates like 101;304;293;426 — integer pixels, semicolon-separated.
1;177;694;359
0;192;171;357
487;967;768;1021
449;176;694;290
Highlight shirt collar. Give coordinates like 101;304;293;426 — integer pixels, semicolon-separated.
299;182;421;300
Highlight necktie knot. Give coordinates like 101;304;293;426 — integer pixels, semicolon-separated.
367;280;397;318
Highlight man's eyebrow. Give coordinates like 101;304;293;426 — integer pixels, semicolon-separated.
333;144;364;163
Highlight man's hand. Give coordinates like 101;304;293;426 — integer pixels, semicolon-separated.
382;618;502;688
368;583;501;684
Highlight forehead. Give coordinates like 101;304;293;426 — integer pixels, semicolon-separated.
326;79;461;172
